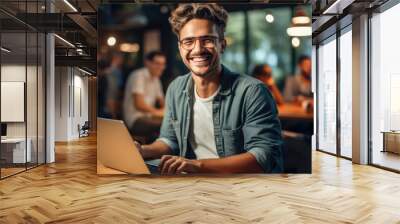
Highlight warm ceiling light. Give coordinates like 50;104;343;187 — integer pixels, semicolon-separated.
291;37;300;48
292;16;310;24
265;14;274;23
287;26;312;37
54;34;75;48
63;0;78;12
1;47;11;53
107;36;117;47
119;43;140;53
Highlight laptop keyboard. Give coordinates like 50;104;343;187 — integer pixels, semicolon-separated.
145;159;160;174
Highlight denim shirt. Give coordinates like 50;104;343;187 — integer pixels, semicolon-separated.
158;65;283;173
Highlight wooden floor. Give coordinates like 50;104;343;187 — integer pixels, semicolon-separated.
1;135;400;223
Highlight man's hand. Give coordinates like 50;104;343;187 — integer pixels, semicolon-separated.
134;140;175;161
159;155;202;175
152;108;164;118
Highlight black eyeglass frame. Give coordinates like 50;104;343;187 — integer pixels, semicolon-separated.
178;35;223;50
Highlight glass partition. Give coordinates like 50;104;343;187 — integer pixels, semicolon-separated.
0;0;46;179
1;30;28;177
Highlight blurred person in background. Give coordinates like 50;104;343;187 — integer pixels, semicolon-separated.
252;64;284;106
104;52;125;119
283;55;313;110
123;50;166;142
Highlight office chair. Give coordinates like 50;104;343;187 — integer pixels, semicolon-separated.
78;121;90;138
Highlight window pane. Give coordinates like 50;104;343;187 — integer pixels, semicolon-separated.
222;12;245;74
339;29;352;158
248;8;291;84
317;37;337;154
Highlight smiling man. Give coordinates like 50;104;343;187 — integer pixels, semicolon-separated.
136;3;283;174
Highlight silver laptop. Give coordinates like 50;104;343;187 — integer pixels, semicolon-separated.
97;118;160;174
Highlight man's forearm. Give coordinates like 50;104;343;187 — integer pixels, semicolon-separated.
197;152;264;173
142;140;173;159
135;101;161;114
133;94;163;116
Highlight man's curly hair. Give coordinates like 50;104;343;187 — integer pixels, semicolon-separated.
169;3;228;39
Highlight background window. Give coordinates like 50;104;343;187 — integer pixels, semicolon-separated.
339;29;352;158
222;12;245;74
317;37;337;154
248;8;291;87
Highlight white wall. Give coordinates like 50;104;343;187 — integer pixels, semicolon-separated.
55;67;89;141
1;65;36;138
55;66;69;141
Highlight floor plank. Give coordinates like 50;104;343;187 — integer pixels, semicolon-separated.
0;135;399;223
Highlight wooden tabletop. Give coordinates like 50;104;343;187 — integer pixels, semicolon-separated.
277;103;313;120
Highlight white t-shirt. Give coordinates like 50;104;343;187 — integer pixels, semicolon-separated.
189;85;221;159
123;67;164;128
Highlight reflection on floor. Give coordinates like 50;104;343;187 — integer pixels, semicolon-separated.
0;135;400;223
372;150;400;171
0;163;42;178
0;167;25;177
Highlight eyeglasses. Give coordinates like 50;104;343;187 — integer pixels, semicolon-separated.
178;35;220;50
